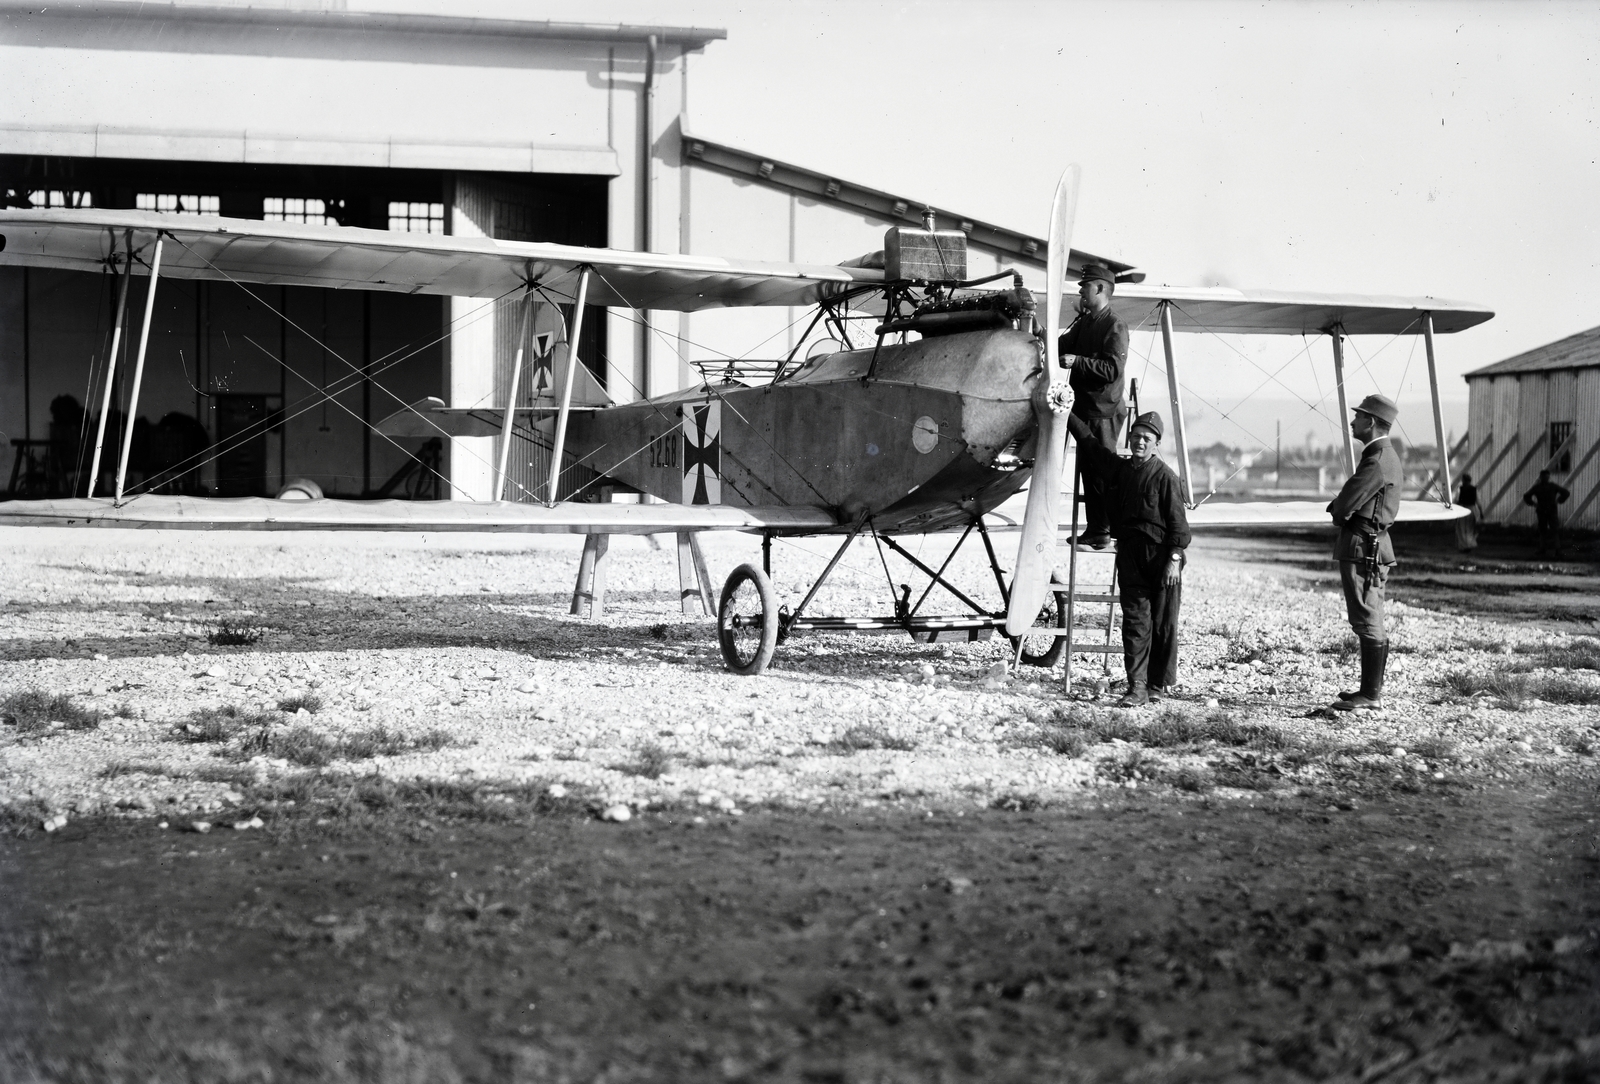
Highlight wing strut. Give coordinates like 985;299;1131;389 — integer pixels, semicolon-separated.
495;288;536;502
545;267;592;505
1421;313;1454;508
115;233;164;504
1329;327;1356;475
1157;301;1195;506
86;229;132;499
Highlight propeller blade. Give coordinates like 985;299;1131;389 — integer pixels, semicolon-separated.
1005;165;1080;638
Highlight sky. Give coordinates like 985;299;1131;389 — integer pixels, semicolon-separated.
348;0;1598;448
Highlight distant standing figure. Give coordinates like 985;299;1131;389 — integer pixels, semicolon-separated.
1056;263;1129;550
1326;394;1402;712
1522;470;1571;557
1065;409;1190;707
1455;473;1478;552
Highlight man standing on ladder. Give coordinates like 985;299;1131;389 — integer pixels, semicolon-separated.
1065;410;1190;707
1057;263;1129;550
1327;394;1402;712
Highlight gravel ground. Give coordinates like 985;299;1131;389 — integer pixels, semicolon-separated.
2;525;1596;828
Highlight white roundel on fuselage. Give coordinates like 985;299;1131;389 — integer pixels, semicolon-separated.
912;416;940;454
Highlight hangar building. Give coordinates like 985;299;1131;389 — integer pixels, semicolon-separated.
1461;325;1600;531
0;1;1072;503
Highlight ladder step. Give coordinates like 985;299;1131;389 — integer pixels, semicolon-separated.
1052;590;1118;603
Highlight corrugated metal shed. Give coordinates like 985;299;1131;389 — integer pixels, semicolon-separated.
1464;324;1600;378
1461;325;1600;531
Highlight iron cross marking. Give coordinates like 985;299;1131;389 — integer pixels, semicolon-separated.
682;404;721;505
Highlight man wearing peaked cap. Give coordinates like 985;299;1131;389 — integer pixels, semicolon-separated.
1065;409;1190;707
1326;393;1403;711
1056;263;1130;550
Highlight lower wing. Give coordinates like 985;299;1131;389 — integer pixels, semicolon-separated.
0;495;836;535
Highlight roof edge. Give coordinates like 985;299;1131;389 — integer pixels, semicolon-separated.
0;2;728;49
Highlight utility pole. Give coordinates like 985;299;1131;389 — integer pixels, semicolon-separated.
1275;419;1281;490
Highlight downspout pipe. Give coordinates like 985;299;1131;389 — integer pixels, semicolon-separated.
641;33;657;399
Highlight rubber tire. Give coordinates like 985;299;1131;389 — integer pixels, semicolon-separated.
1012;587;1067;668
275;478;324;500
718;563;779;675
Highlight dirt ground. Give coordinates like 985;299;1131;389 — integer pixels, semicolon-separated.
1;522;1597;1082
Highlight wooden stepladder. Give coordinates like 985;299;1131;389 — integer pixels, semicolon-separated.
1059;464;1122;695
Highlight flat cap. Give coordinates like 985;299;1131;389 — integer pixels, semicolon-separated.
1129;411;1164;440
1353;393;1399;425
1078;263;1116;287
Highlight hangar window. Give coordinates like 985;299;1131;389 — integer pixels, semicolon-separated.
23;189;93;209
1549;422;1574;473
263;197;344;225
388;201;445;234
136;193;219;215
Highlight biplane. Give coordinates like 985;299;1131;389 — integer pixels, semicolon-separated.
0;169;1492;676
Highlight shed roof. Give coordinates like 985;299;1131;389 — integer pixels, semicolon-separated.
1465;323;1600;379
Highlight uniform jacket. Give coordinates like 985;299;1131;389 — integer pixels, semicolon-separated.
1057;306;1129;420
1068;415;1191;562
1327;436;1402;564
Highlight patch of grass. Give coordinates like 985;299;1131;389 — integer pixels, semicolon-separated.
1527;675;1600;706
649;623;697;642
613;741;673;779
1554;726;1598;756
208;618;265;646
0;798;55;837
174;705;273;743
1320;634;1360;662
1036;727;1088;758
833;725;917;753
0;689;100;733
1097;746;1153;784
244;775;581;823
1409;735;1458;761
97;760;165;780
276;693;324;714
190;764;260;787
235;723;461;767
1161;766;1214;793
1504;639;1600;674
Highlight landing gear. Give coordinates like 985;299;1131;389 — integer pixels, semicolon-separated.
717;563;779;675
1012;587;1067;668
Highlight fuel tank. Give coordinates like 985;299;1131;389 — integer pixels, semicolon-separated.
568;328;1044;532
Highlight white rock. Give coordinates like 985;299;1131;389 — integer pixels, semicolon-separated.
192;821;212;833
601;803;632;822
709;724;726;739
90;685;108;697
476;668;497;680
546;783;568;799
716;797;737;813
206;665;227;678
984;662;1009;682
1205;698;1220;708
93;653;109;662
809;727;831;744
919;663;936;679
751;710;764;726
517;679;539;693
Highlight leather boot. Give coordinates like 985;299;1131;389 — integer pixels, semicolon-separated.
1117;682;1150;707
1333;639;1388;711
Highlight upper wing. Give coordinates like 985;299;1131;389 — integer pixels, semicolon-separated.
1110;284;1493;335
0;208;883;311
0;495;838;534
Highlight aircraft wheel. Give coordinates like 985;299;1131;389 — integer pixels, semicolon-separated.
718;563;779;675
1012;588;1067;668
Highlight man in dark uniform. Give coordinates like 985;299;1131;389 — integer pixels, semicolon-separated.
1326;393;1402;711
1056;263;1129;549
1522;470;1571;557
1066;410;1190;707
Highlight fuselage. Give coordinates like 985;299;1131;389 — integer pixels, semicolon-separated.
568;328;1045;533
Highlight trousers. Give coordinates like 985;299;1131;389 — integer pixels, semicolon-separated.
1118;541;1181;688
1074;408;1126;536
1339;559;1390;641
